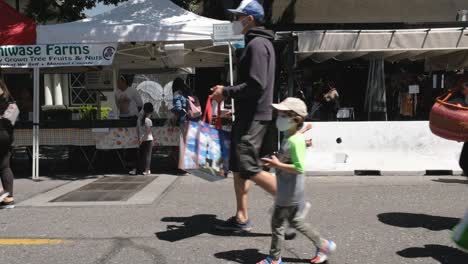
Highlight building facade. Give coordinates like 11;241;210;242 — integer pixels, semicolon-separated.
271;0;468;24
3;0;28;13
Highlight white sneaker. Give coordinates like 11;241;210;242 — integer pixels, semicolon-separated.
143;170;151;176
0;191;9;203
129;169;137;175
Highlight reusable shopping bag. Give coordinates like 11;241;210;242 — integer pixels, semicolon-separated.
179;97;230;181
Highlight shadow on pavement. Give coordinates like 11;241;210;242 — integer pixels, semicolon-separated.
214;249;310;263
432;178;468;184
378;212;459;231
155;214;270;242
397;244;468;264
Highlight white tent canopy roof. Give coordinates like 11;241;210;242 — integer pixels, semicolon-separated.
37;0;227;44
295;28;468;69
37;0;231;68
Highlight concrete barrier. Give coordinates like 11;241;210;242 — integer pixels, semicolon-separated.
303;121;464;176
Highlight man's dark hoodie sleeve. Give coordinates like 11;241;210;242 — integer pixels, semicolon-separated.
223;41;269;99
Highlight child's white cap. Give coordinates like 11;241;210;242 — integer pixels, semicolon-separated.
272;97;308;117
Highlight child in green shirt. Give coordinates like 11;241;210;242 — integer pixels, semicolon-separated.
259;97;336;264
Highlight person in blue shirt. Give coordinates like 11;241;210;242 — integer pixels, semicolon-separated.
171;77;189;126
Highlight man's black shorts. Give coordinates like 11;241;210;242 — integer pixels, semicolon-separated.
229;119;277;179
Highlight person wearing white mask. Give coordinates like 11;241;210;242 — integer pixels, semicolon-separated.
260;97;336;264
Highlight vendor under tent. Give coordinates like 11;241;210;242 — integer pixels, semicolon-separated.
275;26;468;120
273;25;467;174
1;0;233;179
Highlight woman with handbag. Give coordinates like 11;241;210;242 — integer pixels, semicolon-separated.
430;75;468;175
446;76;468;174
0;79;19;209
452;78;468;175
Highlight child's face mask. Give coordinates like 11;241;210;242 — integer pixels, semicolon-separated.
276;116;294;132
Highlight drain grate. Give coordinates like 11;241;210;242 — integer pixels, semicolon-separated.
51;176;157;202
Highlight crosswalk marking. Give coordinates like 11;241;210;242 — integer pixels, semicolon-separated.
0;239;66;245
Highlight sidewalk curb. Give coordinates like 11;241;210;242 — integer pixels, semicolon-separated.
306;170;464;176
17;174;179;207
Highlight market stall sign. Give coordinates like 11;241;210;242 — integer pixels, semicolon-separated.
212;23;244;45
0;43;117;68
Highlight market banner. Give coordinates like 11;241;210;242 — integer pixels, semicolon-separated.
94;127;181;149
0;43;117;68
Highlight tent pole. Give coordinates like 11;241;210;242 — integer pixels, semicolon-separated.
32;68;40;179
112;68;119;117
228;42;235;121
287;36;295;97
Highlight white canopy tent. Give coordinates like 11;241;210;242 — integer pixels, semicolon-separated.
295;28;468;70
37;0;230;69
16;0;233;179
38;0;223;44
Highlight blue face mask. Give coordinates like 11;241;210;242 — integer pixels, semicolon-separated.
232;41;245;49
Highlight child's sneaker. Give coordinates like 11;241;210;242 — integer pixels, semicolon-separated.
143;170;151;176
129;169;137;175
311;240;336;264
256;256;283;264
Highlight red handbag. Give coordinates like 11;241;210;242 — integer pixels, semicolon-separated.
429;91;468;142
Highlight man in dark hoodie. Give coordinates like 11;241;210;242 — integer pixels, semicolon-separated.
211;0;277;232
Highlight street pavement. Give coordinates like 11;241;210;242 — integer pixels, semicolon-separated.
1;175;468;264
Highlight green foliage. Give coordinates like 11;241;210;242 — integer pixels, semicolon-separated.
78;105;111;120
100;107;111;120
24;0;291;26
25;0;129;23
170;0;201;11
78;105;96;120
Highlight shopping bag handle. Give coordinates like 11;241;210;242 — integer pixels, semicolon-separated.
203;96;223;129
436;90;468;110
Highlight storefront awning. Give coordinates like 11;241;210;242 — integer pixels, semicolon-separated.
295;28;468;68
